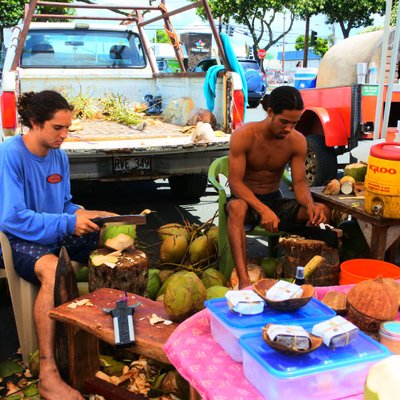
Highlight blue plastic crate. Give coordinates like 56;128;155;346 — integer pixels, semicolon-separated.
205;297;336;362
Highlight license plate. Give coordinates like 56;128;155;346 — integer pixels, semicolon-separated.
113;157;151;173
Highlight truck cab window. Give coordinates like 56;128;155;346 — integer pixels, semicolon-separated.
21;29;145;69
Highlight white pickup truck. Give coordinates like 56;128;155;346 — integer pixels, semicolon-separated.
0;0;245;199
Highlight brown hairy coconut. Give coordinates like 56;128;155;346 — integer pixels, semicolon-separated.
346;276;398;332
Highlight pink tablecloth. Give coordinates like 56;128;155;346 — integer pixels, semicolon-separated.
163;284;369;400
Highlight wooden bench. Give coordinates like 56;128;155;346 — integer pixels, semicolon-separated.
49;287;178;394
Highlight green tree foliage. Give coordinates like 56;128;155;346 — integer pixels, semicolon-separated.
190;0;302;62
0;0;75;28
0;1;24;28
153;29;170;44
323;0;386;38
295;34;329;57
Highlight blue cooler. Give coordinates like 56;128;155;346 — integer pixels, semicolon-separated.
240;331;391;400
205;297;336;362
294;67;318;89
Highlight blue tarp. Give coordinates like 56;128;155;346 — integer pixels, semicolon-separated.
204;32;247;119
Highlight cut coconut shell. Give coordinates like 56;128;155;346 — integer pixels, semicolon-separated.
346;301;391;332
321;291;347;315
253;278;314;311
262;323;322;355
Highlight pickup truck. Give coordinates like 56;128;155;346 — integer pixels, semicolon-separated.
0;0;246;199
295;30;400;187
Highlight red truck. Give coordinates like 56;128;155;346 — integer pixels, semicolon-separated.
294;30;400;186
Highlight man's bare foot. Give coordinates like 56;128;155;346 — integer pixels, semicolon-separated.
39;369;83;400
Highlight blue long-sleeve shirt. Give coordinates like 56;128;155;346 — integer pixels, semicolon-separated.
0;135;79;244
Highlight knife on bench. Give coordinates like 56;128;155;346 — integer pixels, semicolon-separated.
278;222;341;248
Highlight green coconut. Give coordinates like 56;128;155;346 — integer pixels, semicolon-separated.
206;285;229;300
75;265;89;282
163;270;207;322
159;269;175;284
201;267;227;288
189;235;215;263
158;223;189;241
364;356;400;400
344;162;368;182
260;257;281;278
146;268;161;300
102;224;136;242
157;271;178;299
205;226;219;245
160;234;188;263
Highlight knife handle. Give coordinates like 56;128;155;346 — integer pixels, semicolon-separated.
91;217;104;227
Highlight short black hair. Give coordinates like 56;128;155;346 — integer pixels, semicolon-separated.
261;86;304;114
17;90;73;128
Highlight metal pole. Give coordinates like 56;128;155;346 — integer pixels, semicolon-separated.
282;12;285;70
382;0;400;136
373;0;393;139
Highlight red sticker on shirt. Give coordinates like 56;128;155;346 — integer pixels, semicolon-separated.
47;174;63;184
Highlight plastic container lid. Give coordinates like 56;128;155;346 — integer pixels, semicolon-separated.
205;297;336;331
239;331;391;379
370;142;400;160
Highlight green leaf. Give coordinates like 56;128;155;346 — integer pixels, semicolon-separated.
0;360;24;378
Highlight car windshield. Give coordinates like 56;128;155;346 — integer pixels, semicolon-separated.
238;60;260;71
21;29;146;68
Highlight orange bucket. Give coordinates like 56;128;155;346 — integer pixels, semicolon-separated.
340;259;400;285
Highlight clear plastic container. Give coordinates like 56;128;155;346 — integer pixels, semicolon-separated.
205;297;336;362
379;321;400;354
239;331;391;400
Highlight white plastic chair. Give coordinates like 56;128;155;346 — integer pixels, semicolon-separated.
0;231;38;366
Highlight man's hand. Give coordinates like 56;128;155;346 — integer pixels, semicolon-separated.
74;214;101;236
74;209;119;236
259;207;280;233
306;203;327;226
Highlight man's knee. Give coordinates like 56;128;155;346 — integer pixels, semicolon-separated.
34;254;58;284
227;199;249;220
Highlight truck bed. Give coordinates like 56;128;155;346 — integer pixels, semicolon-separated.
60;119;230;181
62;119;230;152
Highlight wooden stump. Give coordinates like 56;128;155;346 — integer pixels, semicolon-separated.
279;237;340;286
88;247;148;296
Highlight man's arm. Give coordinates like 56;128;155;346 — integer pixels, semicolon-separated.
0;166;76;244
290;133;327;225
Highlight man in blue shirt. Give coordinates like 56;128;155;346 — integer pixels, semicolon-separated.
0;90;117;400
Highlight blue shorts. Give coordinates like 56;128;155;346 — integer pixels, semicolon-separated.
1;233;98;285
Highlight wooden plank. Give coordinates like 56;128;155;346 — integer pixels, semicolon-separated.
84;377;147;400
49;288;177;364
54;246;79;382
67;326;99;392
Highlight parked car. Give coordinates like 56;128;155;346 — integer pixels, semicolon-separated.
191;57;266;108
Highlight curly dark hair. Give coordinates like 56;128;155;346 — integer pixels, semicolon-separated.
17;90;74;128
261;86;304;114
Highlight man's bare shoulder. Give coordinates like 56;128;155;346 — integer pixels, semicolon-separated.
231;119;267;138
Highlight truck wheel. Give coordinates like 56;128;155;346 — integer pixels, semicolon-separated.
168;173;208;200
248;100;260;108
305;135;338;186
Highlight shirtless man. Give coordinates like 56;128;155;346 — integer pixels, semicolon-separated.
0;90;117;399
227;86;330;289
